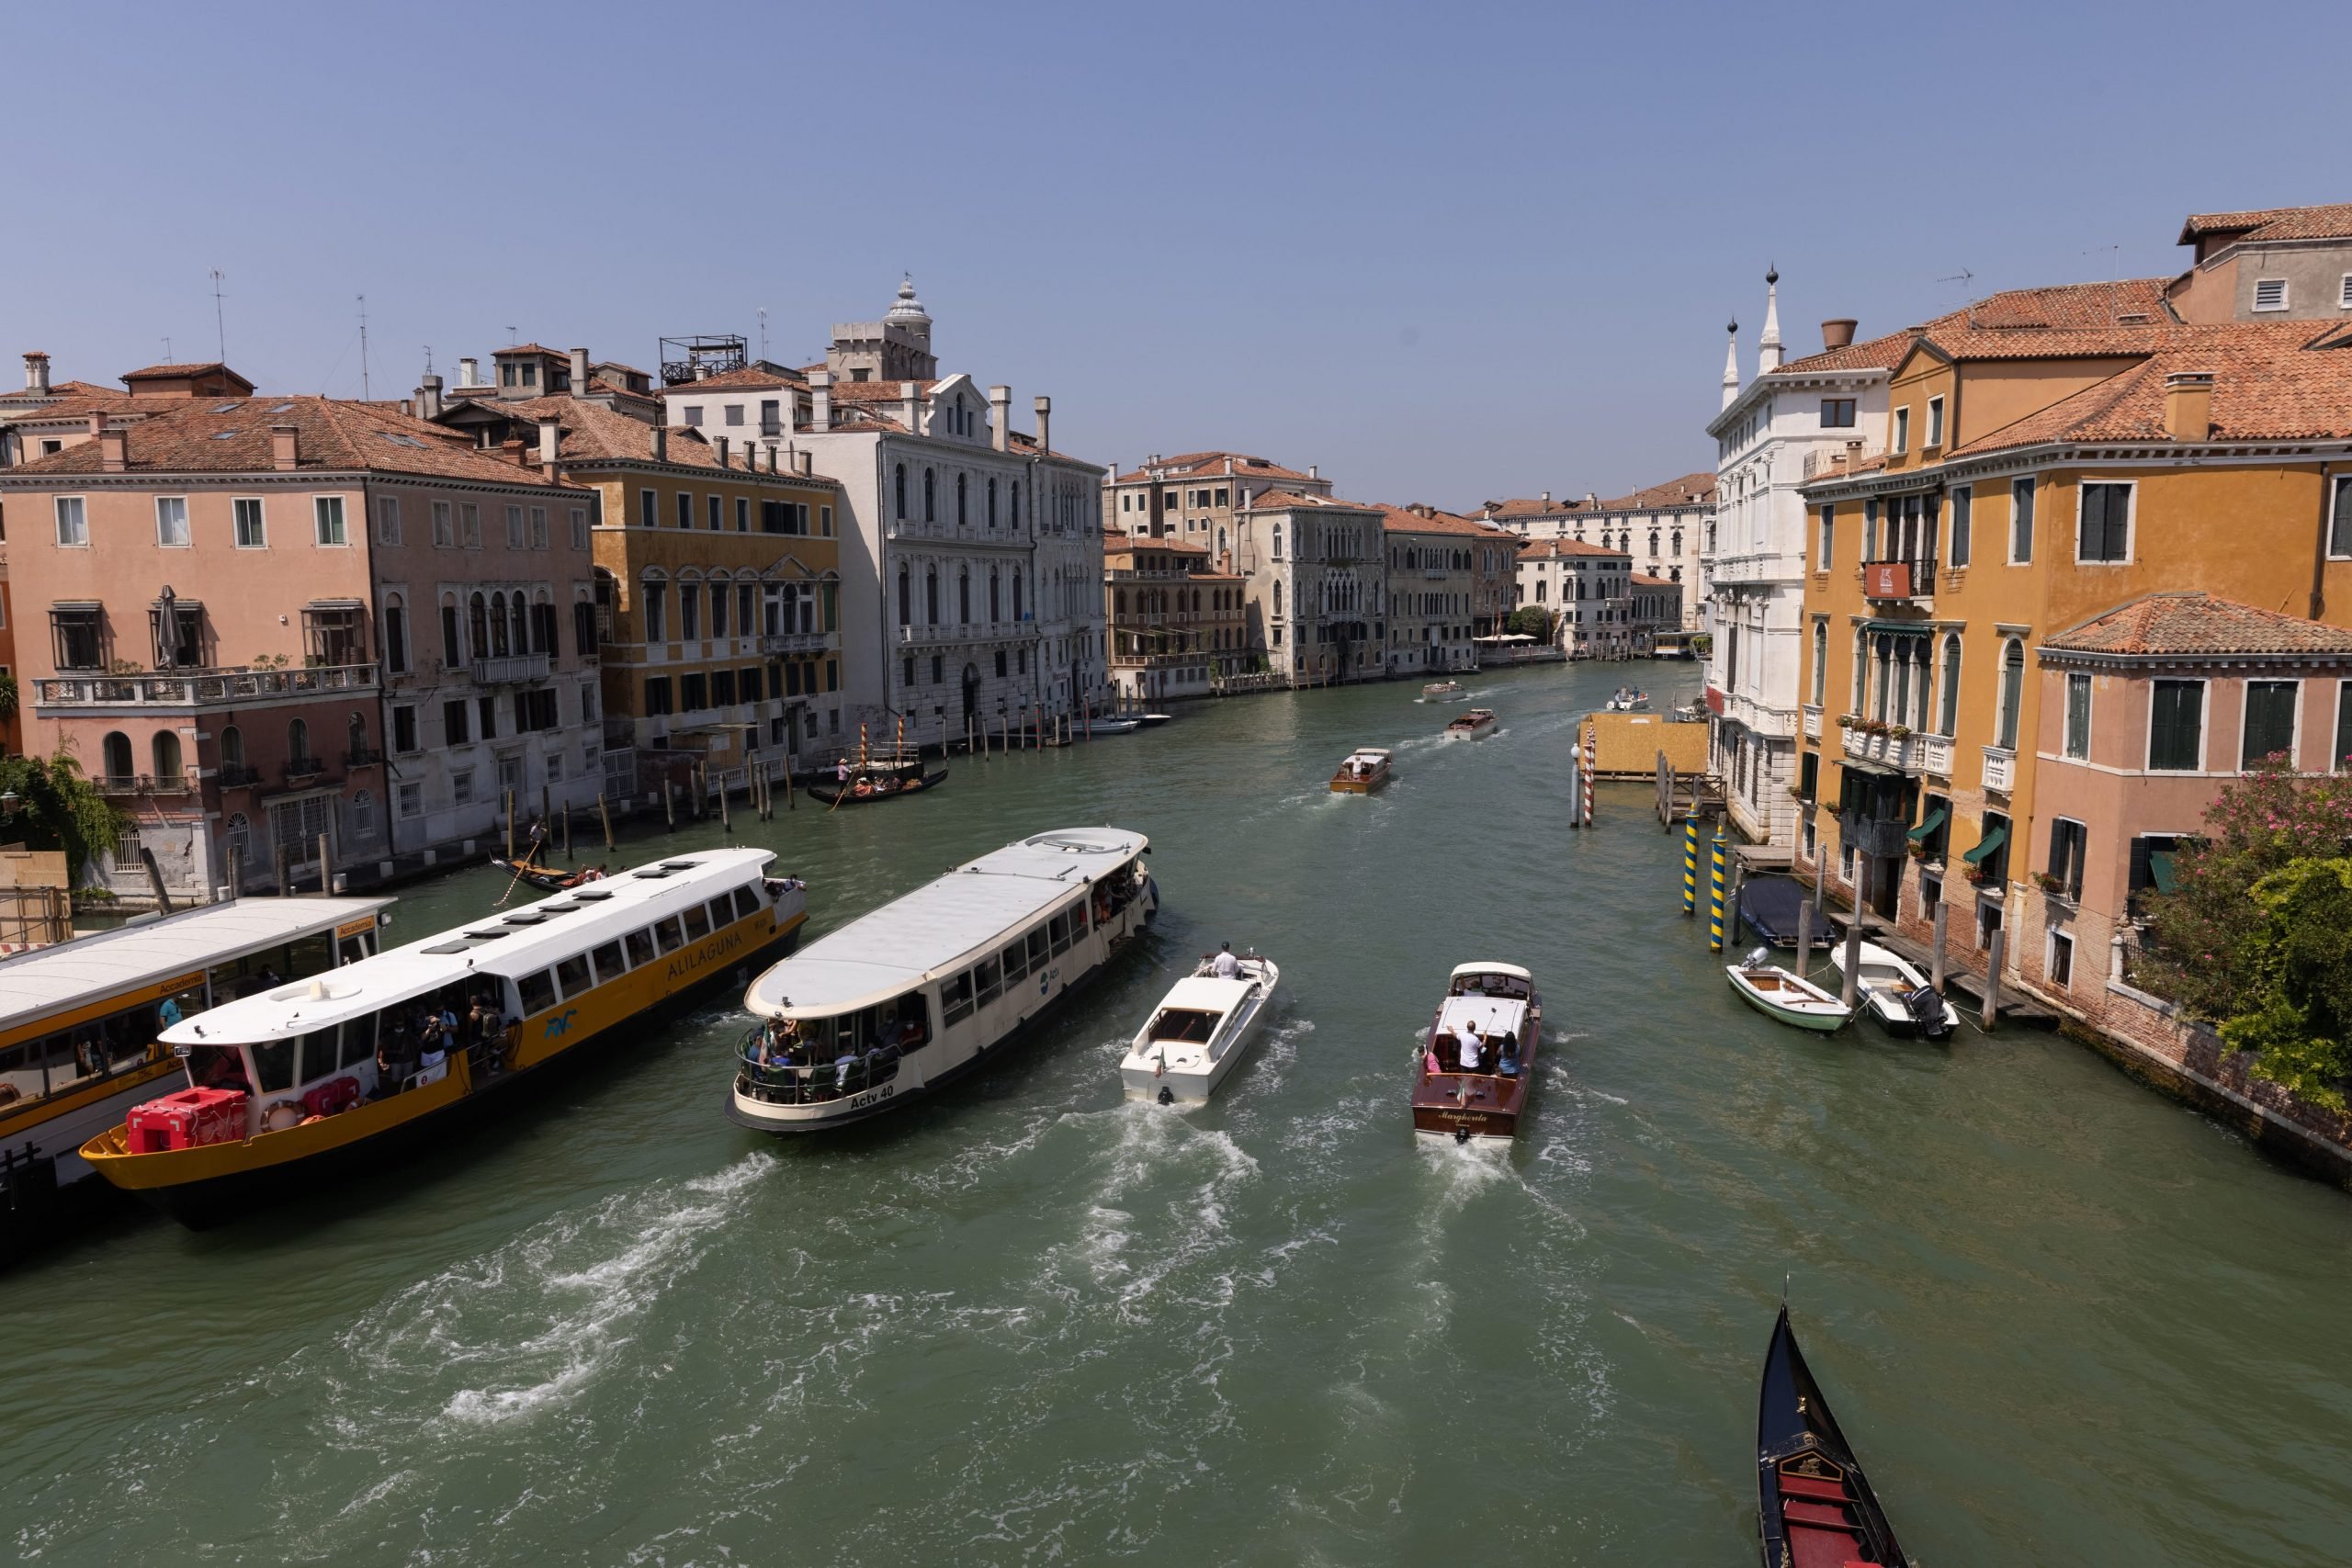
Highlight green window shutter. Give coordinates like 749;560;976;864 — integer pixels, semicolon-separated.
2242;681;2296;766
2150;680;2202;770
2338;680;2352;771
2065;673;2091;759
2333;477;2352;557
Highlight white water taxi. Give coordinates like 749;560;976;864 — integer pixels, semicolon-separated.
732;828;1157;1131
80;850;804;1228
1604;687;1651;711
1827;940;1960;1040
1422;680;1466;700
1443;707;1498;739
1119;952;1280;1105
1725;950;1852;1032
3;897;389;1248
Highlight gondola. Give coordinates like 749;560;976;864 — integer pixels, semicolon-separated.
490;857;577;892
808;764;948;807
1757;1304;1909;1568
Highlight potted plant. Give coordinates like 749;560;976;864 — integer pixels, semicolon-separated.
2032;870;2067;895
1963;864;1993;886
1889;723;1912;739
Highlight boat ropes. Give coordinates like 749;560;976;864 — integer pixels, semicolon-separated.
731;828;1157;1130
80;849;805;1227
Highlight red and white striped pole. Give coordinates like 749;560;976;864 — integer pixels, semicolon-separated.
1580;723;1596;829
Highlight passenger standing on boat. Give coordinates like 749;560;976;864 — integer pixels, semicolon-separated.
1213;942;1240;980
1460;1020;1485;1074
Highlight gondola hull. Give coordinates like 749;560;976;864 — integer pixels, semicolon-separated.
1757;1305;1908;1567
490;859;573;891
808;769;949;806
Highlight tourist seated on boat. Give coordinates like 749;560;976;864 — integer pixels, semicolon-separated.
832;1049;861;1092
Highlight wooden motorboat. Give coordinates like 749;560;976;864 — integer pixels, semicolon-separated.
1603;686;1651;711
809;757;948;806
1826;939;1959;1041
1422;680;1466;700
1080;717;1141;737
1443;707;1498;739
1726;951;1851;1032
1329;747;1392;794
1758;1304;1909;1568
1119;952;1280;1104
1410;962;1540;1142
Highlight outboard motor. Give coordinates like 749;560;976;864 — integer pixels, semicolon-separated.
1904;984;1951;1040
1741;945;1773;972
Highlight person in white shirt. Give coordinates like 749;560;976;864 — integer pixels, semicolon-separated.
1211;942;1241;980
1458;1021;1484;1074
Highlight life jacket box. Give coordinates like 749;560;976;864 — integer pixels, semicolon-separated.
126;1087;248;1152
302;1076;362;1118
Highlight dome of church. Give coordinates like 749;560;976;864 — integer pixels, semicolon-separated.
886;275;931;327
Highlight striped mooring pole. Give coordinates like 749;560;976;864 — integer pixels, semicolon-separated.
1708;828;1728;953
1580;724;1596;828
1682;813;1700;916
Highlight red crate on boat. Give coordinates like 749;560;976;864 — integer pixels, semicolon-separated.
125;1087;247;1153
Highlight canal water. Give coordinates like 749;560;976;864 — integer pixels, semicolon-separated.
6;661;2350;1567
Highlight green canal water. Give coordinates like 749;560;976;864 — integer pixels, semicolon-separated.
6;661;2351;1566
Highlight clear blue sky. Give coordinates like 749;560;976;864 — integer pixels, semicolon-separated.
8;1;2345;508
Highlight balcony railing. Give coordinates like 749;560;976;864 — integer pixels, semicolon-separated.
898;621;1031;646
96;773;191;795
345;746;384;769
1919;735;1953;775
761;630;832;655
219;763;264;789
472;652;551;684
1802;704;1822;740
1982;745;2016;793
1862;558;1936;602
283;756;326;784
34;663;379;709
1841;725;1930;772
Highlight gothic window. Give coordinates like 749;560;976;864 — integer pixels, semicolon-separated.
924;468;936;523
894;464;907;520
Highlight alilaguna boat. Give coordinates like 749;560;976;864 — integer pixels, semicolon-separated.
1757;1304;1909;1567
1410;962;1541;1142
731;828;1156;1131
1443;707;1498;739
1725;951;1852;1032
1330;748;1392;794
1118;952;1280;1105
80;849;805;1228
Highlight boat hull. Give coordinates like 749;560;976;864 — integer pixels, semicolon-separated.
1118;970;1276;1105
1726;967;1850;1032
808;769;949;807
1758;1305;1908;1567
1411;991;1540;1141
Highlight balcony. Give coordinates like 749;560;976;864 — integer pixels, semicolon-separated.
898;620;1032;647
1861;558;1936;604
1841;724;1930;773
1982;745;2016;793
761;630;832;656
34;663;379;710
1919;734;1953;775
284;756;327;785
345;746;384;770
96;773;191;796
472;652;551;685
1802;704;1822;740
218;762;264;790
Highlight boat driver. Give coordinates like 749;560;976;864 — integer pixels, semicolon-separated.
1212;942;1241;980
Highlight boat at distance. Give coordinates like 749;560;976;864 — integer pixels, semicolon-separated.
1079;717;1142;737
1604;686;1651;711
80;849;805;1228
1422;679;1466;700
1118;951;1280;1105
1443;706;1498;739
1725;949;1852;1032
1410;962;1541;1142
1827;939;1959;1040
1330;748;1392;794
1136;712;1173;728
1757;1304;1909;1568
732;828;1156;1131
809;750;948;807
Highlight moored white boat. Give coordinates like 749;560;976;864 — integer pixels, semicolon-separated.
733;828;1156;1131
1080;717;1142;737
1726;951;1852;1032
1119;953;1280;1104
1826;940;1959;1040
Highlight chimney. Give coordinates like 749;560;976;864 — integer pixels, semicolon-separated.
87;410;106;439
901;380;922;434
1822;319;1858;351
1307;464;1317;479
810;367;831;430
100;423;128;472
458;356;479;389
1033;394;1051;455
1541;490;1551;506
797;449;814;477
417;372;445;421
24;351;51;395
717;434;730;467
652;425;668;463
569;346;591;391
501;437;527;468
270;423;300;471
537;416;562;479
763;440;780;474
2164;371;2214;442
989;384;1011;451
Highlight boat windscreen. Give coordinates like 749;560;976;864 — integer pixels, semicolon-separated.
1148;1009;1218;1043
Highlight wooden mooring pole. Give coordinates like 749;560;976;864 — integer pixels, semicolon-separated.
1840;860;1868;1010
598;792;615;851
1930;899;1950;993
1980;929;2005;1032
1793;898;1814;979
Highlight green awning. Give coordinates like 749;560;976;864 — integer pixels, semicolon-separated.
1861;619;1935;637
1906;807;1948;842
2148;850;2177;896
1961;824;2007;864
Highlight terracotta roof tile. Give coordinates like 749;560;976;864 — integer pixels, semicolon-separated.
2179;204;2352;246
496;394;839;484
119;360;248;382
1515;536;1628;559
1244;490;1378;513
2041;592;2352;659
1104;533;1210;557
660;366;802;395
1112;451;1321;484
1594;471;1716;511
1373;503;1494;536
1631;573;1681;588
826;378;936;402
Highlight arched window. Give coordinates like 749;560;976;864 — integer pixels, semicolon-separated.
1272;581;1283;616
894;463;908;520
987;477;998;528
469;592;490;660
1012;572;1023;621
956;472;967;527
1114;589;1127;614
220;723;245;771
383;592;408;675
1997;637;2025;750
1938;634;1962;736
1535;580;1547;603
898;566;911;626
347;713;368;761
153;731;182;783
441;592;462;666
226;812;252;868
488;592;510;657
989;567;1001;622
925;567;939;625
1272;525;1283;559
1850;629;1867;712
1010;481;1020;527
102;731;133;784
923;468;936;523
958;568;971;624
510;593;528;655
1811;622;1827;705
1871;635;1893;721
288;717;311;766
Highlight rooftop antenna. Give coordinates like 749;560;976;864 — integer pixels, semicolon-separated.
758;307;769;364
507;325;518;345
163;336;173;364
2080;243;2123;321
1936;267;1974;288
356;295;371;400
424;344;435;376
209;267;227;361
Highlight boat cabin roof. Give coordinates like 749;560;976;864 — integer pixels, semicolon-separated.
1450;961;1532;983
158;849;775;1045
746;828;1147;1019
1342;748;1391;763
1435;996;1528;1038
1156;975;1251;1015
0;896;393;1032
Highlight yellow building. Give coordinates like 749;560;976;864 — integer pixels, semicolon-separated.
453;396;849;778
1793;308;2352;979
